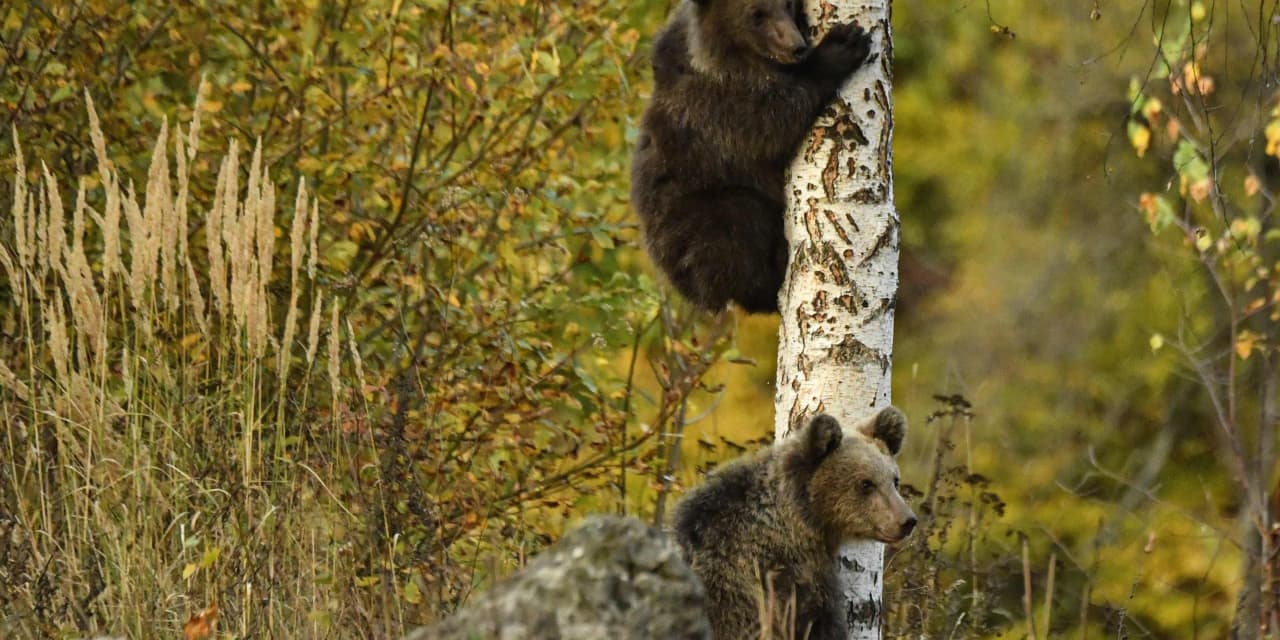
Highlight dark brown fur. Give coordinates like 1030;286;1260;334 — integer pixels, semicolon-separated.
673;408;916;640
631;0;874;313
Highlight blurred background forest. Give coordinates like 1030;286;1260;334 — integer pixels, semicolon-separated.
0;0;1277;638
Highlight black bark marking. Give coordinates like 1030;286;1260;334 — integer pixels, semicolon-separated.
858;295;896;326
823;209;851;244
857;221;896;267
821;147;841;200
847;594;881;627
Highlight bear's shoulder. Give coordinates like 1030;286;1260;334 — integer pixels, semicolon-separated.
672;453;772;549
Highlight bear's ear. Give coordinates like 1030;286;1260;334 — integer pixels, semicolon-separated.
857;406;907;456
805;414;844;462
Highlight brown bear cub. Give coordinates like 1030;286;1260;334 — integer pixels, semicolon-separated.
673;408;916;640
631;0;874;313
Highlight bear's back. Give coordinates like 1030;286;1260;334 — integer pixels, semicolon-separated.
673;455;767;554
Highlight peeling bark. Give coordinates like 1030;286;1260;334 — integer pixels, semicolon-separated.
775;1;897;638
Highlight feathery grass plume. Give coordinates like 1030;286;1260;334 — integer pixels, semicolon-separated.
220;142;251;330
33;173;45;276
207;152;230;314
0;241;20;305
84;91;111;176
70;176;86;261
3;137;26;306
142;119;172;310
278;179;309;377
249;141;275;357
123;180;151;312
174;127;191;292
188;75;206;161
249;279;269;357
65;179;105;364
38;162;63;283
289;179;308;279
236;142;260;336
327;300;341;403
185;254;209;335
85;92;123;280
345;317;367;399
45;294;71;386
307;198;318;281
26;190;44;305
0;358;30;401
305;290;324;367
11;128;32;274
154;120;182;313
254;142;275;293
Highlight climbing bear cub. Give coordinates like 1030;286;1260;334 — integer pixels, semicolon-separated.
631;0;874;313
674;408;916;640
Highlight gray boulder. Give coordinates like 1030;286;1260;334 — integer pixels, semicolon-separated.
406;516;710;640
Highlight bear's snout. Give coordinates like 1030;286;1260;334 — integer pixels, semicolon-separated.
766;20;809;64
899;515;917;539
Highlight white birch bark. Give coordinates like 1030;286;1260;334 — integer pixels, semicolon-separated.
775;1;897;638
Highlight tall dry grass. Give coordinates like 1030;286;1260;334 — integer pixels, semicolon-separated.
0;87;376;638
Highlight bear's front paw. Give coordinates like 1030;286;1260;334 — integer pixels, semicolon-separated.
818;23;873;74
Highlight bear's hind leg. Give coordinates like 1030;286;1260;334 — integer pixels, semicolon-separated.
659;188;787;314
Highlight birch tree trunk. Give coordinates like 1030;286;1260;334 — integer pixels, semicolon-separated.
775;1;897;638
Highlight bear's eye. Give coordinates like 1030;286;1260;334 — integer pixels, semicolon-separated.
860;479;875;493
752;8;768;24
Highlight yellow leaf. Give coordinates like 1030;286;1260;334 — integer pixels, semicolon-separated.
200;100;223;114
1129;122;1151;158
1235;334;1255;360
199;546;221;569
563;322;580;338
182;562;199;580
1245;175;1261;196
1149;334;1164;352
404;578;423;604
1141;97;1162;121
1195;230;1213;252
1266;121;1280;156
1191;2;1207;21
355;575;381;588
230;80;253;93
1189;178;1212;203
1230;217;1262;242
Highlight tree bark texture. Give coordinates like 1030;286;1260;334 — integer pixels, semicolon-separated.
775;1;897;638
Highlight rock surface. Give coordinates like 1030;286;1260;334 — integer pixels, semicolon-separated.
405;516;710;640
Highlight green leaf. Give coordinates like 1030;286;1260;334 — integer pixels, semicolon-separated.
590;228;615;249
1173;140;1209;182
